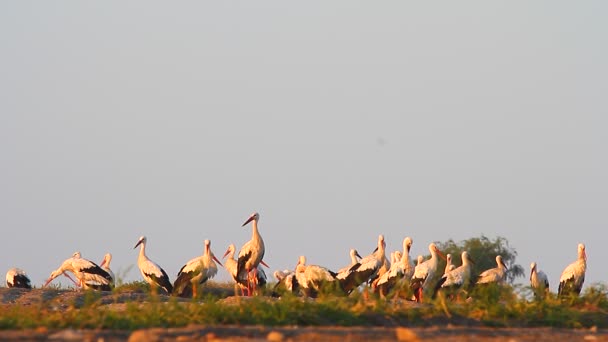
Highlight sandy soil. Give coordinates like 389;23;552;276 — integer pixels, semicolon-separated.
1;287;606;341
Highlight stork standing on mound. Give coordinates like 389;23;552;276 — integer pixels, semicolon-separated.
173;239;223;298
237;212;268;296
294;255;339;297
44;252;112;290
376;236;414;298
530;262;549;299
336;249;363;278
558;243;586;298
433;251;474;300
98;253;115;287
476;255;508;285
339;234;386;294
223;244;267;296
6;268;32;289
134;236;173;294
411;243;446;302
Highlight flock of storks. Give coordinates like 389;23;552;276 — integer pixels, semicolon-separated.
5;212;587;302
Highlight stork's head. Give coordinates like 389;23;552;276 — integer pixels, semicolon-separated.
446;253;452;263
404;237;413;253
242;212;260;227
394;251;402;263
223;244;236;259
43;269;62;287
134;236;146;249
72;251;81;259
295;255;306;272
429;243;447;260
462;251;474;265
417;255;424;265
350;249;362;260
578;243;586;261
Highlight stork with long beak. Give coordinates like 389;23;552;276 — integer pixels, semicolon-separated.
410;243;446;302
237;212;268;296
558;243;586;298
133;236;173;294
476;255;509;285
173;239;223;298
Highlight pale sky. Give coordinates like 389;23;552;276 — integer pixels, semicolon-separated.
1;2;606;290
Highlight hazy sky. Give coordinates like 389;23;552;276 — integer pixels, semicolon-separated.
1;2;606;290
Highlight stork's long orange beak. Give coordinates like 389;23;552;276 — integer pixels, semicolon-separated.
222;248;231;259
260;260;270;268
435;247;447;261
213;255;223;267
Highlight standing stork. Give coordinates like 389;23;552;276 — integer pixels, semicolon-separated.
294;255;339;298
99;253;115;287
376;236;414;298
416;255;425;266
6;268;32;289
339;234;386;294
476;255;508;285
411;243;446;303
530;262;549;299
237;212;267;296
558;243;586;298
133;236;173;294
444;254;456;274
44;252;112;290
223;244;267;296
433;251;474;300
336;249;363;276
173;239;223;298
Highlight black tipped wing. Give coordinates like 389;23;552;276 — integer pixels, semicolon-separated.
172;270;195;296
8;274;32;289
237;251;252;279
146;268;173;294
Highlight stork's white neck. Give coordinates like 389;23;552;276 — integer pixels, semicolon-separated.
138;241;147;261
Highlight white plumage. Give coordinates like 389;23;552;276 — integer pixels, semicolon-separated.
294;255;338;297
223;243;266;295
530;262;549;298
336;249;362;277
476;255;508;285
434;251;474;299
173;239;223;297
558;243;586;297
444;254;456;275
376;236;414;298
45;252;112;290
99;253;115;286
133;236;173;294
6;268;31;289
411;243;445;302
339;234;386;294
237;212;265;296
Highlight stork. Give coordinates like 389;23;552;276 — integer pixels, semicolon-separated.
558;243;586;298
271;269;299;297
223;244;267;296
339;234;386;294
237;212;267;296
411;243;446;303
44;252;112;290
133;236;173;294
444;254;456;274
294;255;339;298
6;268;32;289
98;253;115;287
376;236;414;298
433;251;474;300
173;239;223;298
336;249;363;276
416;255;425;266
476;255;508;285
530;262;549;299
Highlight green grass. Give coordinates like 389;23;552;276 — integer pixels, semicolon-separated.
0;282;607;330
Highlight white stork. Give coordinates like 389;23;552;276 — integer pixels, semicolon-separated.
294;255;339;297
223;244;267;296
444;254;456;275
237;212;267;296
6;268;32;289
376;236;414;298
530;262;549;299
433;251;474;299
476;255;508;285
99;253;115;286
411;243;446;303
336;249;363;276
44;252;112;290
133;236;173;294
271;269;299;297
416;255;425;266
339;234;386;294
173;239;223;298
558;243;586;298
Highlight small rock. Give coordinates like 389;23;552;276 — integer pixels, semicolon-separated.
267;331;284;341
49;329;84;340
395;327;419;342
584;335;597;341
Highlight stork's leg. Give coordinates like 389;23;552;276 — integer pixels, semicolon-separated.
252;268;259;295
192;281;198;299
